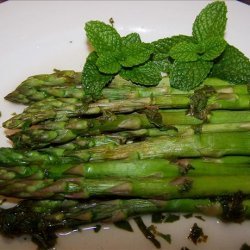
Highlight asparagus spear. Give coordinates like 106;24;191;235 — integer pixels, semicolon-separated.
1;132;249;165
1;158;250;180
5;73;249;104
9;109;250;148
3;92;250;129
9;122;250;149
0;147;75;166
69;132;250;162
51;129;170;151
4;76;180;104
4;70;81;104
1;175;250;199
31;128;173;152
0;196;248;249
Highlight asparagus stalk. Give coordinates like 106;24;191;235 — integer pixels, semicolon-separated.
1;158;250;180
5;73;249;105
3;92;250;129
4;76;180;104
9;122;250;149
1;175;250;199
0;147;74;166
4;99;250;132
4;70;81;104
1;132;249;165
68;132;250;162
51;129;170;151
29;129;172;152
0;196;248;250
9;109;250;149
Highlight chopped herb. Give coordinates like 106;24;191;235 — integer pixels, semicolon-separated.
148;225;172;244
192;124;202;134
93;224;101;233
151;213;179;234
240;243;250;250
179;178;193;193
163;214;180;223
152;213;164;223
188;85;216;120
218;192;245;222
157;232;171;244
181;247;190;250
134;217;161;249
188;223;208;245
176;160;195;176
114;220;133;232
183;213;193;219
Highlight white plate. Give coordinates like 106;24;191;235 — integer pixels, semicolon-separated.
0;1;250;249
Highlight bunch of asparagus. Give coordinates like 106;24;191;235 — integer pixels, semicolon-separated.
0;70;250;249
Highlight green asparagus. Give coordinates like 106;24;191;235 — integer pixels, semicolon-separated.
68;132;250;162
1;175;250;199
4;70;81;104
9;109;250;148
9;122;250;149
1;158;250;180
5;72;249;104
0;132;249;166
3;92;250;129
1;1;250;249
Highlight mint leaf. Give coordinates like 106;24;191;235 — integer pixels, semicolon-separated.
211;45;250;84
192;1;227;42
169;41;199;62
170;60;213;90
120;61;162;86
199;37;227;61
153;59;172;74
122;33;141;46
152;35;194;60
82;52;114;97
85;21;121;53
120;43;153;67
96;51;121;74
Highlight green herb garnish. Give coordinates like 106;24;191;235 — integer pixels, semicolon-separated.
82;1;250;96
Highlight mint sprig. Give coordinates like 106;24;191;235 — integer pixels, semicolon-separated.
82;2;250;96
167;2;228;90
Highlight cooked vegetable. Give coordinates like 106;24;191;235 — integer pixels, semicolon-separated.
0;1;250;250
